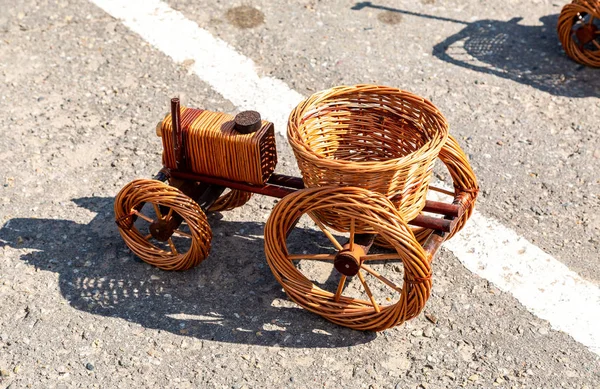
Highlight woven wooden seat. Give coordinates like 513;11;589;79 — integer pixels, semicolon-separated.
288;85;448;230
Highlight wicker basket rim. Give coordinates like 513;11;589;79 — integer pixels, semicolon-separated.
287;85;449;170
287;132;446;171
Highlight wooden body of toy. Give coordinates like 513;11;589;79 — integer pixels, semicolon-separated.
115;85;478;331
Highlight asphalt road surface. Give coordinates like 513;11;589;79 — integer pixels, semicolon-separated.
0;0;599;388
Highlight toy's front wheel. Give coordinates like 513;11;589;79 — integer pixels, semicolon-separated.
264;186;431;331
114;179;212;270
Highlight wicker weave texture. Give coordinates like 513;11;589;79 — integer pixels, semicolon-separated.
558;0;600;67
264;186;431;331
114;179;212;270
160;107;278;184
288;85;448;228
208;189;253;212
375;134;478;248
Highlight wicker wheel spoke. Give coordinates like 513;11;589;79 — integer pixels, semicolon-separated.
357;270;380;313
153;203;163;219
166;207;174;220
361;264;402;292
132;209;155;224
349;217;355;251
172;229;192;239
334;275;347;302
360;253;403;261
144;233;153;241
287;253;336;261
167;238;179;255
308;212;343;251
592;40;600;49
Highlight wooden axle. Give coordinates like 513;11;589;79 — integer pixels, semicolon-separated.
266;174;464;226
422;190;471;262
167;169;464;233
333;229;445;278
164;99;463;234
422;231;446;261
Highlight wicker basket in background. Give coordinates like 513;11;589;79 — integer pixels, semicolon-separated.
558;0;600;67
287;84;449;230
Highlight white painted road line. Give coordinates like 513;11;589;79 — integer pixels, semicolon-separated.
91;0;303;135
445;214;600;355
91;0;600;356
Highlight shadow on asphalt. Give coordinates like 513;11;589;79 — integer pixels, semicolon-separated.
352;2;599;98
0;196;376;348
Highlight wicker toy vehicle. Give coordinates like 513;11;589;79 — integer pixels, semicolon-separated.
558;0;600;67
114;85;478;331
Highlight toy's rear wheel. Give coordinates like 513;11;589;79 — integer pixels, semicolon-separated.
114;179;212;270
264;186;431;331
558;0;600;67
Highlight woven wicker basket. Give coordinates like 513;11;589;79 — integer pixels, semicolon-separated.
288;85;448;229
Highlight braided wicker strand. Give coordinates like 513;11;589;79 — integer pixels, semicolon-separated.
114;179;212;270
288;85;448;227
558;0;600;67
264;186;431;331
208;189;253;212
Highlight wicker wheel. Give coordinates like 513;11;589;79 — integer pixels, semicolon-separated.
264;186;431;331
114;179;212;271
208;189;252;212
558;0;600;67
288;85;448;227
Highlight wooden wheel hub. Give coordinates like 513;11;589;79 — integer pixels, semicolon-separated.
149;217;178;242
334;250;361;276
334;235;373;276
